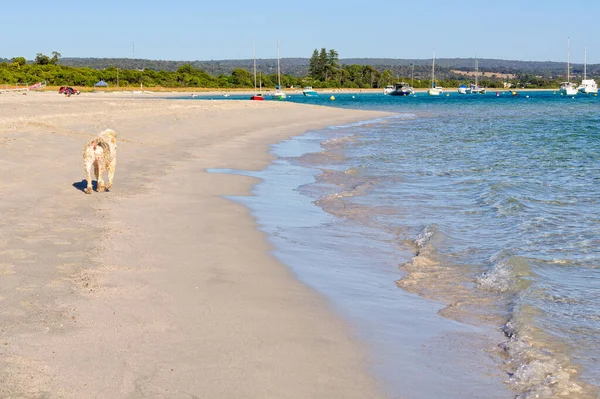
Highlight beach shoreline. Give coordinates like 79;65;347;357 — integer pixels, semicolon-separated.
32;86;559;98
0;92;393;398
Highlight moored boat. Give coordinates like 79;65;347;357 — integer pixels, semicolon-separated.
459;57;486;94
578;79;598;94
428;85;443;96
271;87;286;100
270;40;287;100
560;82;578;96
250;43;264;101
383;85;394;95
578;47;598;94
388;82;414;96
427;51;443;96
469;56;486;94
468;84;486;94
303;86;318;96
558;37;578;96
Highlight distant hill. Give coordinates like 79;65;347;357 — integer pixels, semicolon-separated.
4;56;599;80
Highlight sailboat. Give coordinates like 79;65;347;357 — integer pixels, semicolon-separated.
578;46;598;94
271;40;287;100
559;37;578;96
468;56;486;94
250;43;264;101
427;51;443;96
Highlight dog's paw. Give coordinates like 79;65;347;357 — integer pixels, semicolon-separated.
84;187;93;194
97;185;106;192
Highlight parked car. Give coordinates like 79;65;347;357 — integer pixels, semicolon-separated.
59;86;80;96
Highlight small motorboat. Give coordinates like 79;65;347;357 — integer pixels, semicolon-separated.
302;86;318;96
388;82;414;96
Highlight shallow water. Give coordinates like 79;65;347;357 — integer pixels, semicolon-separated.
204;91;600;399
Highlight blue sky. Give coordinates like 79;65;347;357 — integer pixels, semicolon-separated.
3;0;599;63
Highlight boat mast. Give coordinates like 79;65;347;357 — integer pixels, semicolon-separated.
567;37;570;83
277;39;281;88
253;42;257;92
475;54;478;87
584;45;587;81
432;51;435;88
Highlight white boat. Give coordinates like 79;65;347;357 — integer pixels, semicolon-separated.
578;79;598;94
469;57;486;94
383;85;394;95
467;84;486;94
578;46;598;94
303;86;318;96
387;65;417;96
271;40;287;100
560;82;578;96
388;82;414;96
427;51;443;96
459;57;486;94
559;38;578;96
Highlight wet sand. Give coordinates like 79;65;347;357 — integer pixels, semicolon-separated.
0;92;392;398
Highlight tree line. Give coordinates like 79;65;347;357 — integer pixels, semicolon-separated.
0;50;586;90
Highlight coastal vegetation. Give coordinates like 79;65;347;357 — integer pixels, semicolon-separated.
0;50;597;90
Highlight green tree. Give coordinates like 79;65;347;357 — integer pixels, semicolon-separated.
308;49;321;80
35;53;51;65
177;63;194;74
380;69;394;87
51;51;61;65
11;57;26;67
325;49;339;82
363;65;379;88
318;48;328;80
231;68;251;87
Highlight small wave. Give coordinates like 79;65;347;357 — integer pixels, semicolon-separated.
321;134;356;147
495;195;527;215
296;151;346;165
398;234;595;397
311;168;380;220
414;224;436;250
477;251;532;293
478;182;528;216
500;306;587;398
324;114;414;130
314;180;376;217
396;225;487;323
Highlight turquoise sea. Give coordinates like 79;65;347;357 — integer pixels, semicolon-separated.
191;91;600;399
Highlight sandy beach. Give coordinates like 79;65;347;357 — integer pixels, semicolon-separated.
0;92;392;398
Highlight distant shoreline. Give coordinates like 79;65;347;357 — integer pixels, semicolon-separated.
36;86;559;97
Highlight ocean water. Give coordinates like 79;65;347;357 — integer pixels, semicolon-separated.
200;91;600;399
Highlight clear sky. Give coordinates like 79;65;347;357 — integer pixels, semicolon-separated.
2;0;599;63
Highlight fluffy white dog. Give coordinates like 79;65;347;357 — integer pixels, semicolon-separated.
82;129;117;194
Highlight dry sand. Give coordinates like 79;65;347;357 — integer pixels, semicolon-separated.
0;91;393;398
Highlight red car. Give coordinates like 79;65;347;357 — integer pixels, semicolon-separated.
59;86;80;96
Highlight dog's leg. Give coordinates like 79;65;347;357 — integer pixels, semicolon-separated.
84;158;94;194
96;160;106;192
106;160;116;190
